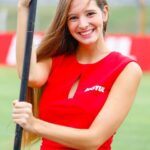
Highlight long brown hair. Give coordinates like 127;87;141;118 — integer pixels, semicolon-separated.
23;0;109;147
37;0;76;62
96;0;108;35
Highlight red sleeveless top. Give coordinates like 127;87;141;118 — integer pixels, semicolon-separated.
39;51;134;150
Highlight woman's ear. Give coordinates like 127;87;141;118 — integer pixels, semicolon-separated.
102;5;109;22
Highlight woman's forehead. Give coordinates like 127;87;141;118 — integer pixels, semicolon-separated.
68;0;97;15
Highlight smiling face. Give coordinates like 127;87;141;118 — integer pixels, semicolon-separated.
67;0;108;47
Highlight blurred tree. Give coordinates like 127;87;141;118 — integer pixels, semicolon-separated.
138;0;146;35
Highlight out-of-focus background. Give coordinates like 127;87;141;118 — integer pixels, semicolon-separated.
0;0;150;149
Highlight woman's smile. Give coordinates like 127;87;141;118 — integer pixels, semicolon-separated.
78;29;94;38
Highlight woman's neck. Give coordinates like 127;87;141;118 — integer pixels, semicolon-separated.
76;40;110;64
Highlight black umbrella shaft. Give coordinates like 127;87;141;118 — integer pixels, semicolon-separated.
13;0;37;150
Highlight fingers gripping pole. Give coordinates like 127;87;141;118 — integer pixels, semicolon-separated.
13;0;37;150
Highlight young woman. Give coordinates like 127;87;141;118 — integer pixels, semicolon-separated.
12;0;142;149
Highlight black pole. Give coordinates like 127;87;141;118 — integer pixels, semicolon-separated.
13;0;37;150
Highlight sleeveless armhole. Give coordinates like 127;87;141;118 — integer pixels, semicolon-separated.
105;52;138;89
116;55;137;76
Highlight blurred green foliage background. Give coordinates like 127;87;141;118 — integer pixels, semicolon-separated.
0;4;150;34
0;2;150;150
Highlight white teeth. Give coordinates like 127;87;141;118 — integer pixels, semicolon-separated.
80;30;93;36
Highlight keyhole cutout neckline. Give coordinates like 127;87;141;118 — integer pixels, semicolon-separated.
68;75;81;99
66;51;115;99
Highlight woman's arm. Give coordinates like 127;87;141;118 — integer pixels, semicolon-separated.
16;0;51;88
89;62;142;147
12;62;142;149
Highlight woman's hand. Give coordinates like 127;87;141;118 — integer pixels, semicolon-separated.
12;100;36;133
18;0;31;8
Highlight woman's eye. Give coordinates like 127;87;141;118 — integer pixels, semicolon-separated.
68;16;78;21
87;12;96;17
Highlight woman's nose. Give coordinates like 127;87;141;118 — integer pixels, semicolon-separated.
78;16;89;29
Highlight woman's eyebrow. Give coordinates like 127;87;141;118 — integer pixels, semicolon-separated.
68;9;96;17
